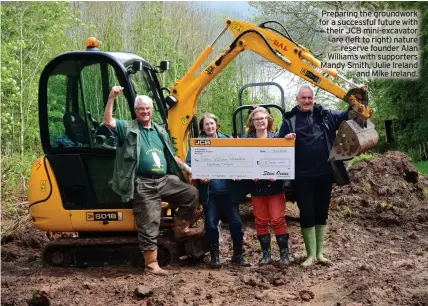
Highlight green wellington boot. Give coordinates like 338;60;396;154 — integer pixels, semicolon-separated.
315;225;332;266
301;227;316;267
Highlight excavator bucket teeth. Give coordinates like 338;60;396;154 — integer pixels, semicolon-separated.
329;120;379;161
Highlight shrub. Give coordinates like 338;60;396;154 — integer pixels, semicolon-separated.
1;153;38;238
413;162;428;176
347;152;380;168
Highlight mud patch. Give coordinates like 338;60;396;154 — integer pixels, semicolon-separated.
331;151;428;229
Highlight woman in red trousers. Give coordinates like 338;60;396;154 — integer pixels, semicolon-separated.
246;107;290;265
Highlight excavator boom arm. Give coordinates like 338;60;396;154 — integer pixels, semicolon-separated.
167;19;374;160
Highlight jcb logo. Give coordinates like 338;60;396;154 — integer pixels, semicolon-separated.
195;140;211;145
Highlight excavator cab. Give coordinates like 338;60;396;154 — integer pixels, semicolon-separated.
36;49;168;213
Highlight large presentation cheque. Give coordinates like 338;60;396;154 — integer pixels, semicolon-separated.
190;138;295;180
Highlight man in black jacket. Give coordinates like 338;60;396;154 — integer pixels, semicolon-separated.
278;85;349;267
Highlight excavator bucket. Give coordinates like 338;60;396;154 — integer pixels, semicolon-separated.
329;114;379;161
329;88;379;161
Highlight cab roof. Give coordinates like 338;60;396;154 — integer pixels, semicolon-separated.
47;50;155;77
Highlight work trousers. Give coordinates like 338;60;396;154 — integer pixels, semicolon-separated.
204;193;244;246
295;173;333;228
251;193;288;236
133;174;198;251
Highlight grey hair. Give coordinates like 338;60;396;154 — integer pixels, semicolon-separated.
297;85;314;96
134;95;153;108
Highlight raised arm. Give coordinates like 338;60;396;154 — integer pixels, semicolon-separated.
104;86;124;129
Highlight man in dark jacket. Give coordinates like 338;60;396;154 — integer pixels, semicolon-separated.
278;85;348;267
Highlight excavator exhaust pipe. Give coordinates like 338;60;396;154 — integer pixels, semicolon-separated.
329;111;379;161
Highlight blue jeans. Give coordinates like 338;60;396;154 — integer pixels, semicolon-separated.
203;193;244;245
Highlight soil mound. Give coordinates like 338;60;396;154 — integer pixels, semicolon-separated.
331;151;428;228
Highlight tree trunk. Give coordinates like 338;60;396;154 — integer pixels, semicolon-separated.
19;7;27;158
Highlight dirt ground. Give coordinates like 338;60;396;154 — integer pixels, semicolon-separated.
2;151;428;306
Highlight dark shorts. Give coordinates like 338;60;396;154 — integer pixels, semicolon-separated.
295;173;334;228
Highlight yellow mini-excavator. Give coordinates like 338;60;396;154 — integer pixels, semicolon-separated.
28;19;378;267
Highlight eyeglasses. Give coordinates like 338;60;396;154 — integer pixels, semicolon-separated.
135;107;151;112
253;117;267;122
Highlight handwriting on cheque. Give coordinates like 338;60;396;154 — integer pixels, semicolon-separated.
261;159;290;166
261;149;288;153
194;155;252;167
196;156;250;162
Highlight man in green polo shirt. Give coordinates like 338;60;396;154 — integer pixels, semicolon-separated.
104;86;202;275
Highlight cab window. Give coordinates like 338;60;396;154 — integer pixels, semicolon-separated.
47;60;125;149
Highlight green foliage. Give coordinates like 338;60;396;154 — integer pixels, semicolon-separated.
31;290;38;302
348;152;380;167
46;75;68;142
1;153;36;237
1;153;37;205
368;2;428;158
407;149;422;163
413;161;428;176
343;206;352;217
423;188;428;199
1;2;87;156
380;201;393;210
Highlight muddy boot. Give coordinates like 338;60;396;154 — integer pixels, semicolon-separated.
143;249;168;275
209;243;222;269
174;217;204;239
188;205;204;225
231;242;251;267
301;227;316;267
257;235;272;265
315;225;332;266
276;234;290;265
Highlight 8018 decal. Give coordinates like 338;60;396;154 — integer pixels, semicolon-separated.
86;212;123;221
